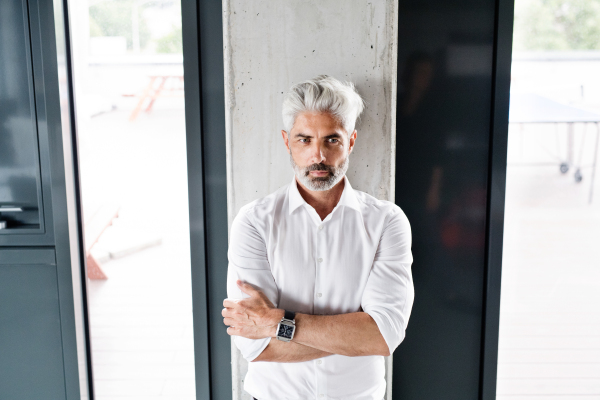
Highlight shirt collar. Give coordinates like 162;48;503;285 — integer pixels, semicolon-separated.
288;175;361;215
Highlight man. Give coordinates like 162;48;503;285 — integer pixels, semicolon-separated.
222;75;414;399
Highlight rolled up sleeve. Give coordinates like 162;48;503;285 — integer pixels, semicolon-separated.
227;207;278;362
361;207;414;355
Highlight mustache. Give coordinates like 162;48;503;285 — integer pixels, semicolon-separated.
305;163;333;172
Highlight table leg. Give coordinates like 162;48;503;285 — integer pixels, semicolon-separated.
129;76;158;121
589;122;599;204
567;122;574;166
144;76;168;113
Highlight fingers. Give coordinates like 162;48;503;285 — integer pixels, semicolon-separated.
222;307;234;317
221;308;250;321
223;300;249;316
225;324;266;340
223;298;240;309
226;326;238;336
222;308;250;329
225;325;255;338
223;317;239;326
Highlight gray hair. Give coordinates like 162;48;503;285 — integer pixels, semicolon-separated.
282;75;365;135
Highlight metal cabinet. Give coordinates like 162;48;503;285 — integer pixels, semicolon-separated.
0;249;67;399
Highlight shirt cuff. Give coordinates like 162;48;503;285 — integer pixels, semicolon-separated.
363;307;405;356
233;335;271;362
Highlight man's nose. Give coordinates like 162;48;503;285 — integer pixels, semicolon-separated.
308;143;326;164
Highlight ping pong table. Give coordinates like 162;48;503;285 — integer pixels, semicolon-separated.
509;93;600;203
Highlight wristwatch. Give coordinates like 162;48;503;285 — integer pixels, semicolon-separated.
275;310;296;342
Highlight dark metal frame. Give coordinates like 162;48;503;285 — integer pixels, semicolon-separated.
28;0;84;397
479;0;515;398
56;0;96;397
181;1;231;399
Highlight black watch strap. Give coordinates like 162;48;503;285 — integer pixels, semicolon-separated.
284;310;296;321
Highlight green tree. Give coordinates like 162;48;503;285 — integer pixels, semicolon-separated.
156;26;182;54
513;0;600;50
89;0;151;51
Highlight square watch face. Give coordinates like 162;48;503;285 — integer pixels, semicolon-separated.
278;323;294;339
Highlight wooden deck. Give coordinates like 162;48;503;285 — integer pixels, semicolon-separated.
87;232;196;400
83;109;195;399
497;123;600;398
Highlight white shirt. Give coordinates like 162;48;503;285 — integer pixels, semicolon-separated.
226;176;414;400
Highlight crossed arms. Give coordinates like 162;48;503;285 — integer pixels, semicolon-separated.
224;206;414;363
223;280;390;362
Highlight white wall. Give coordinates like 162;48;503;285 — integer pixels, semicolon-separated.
223;1;398;398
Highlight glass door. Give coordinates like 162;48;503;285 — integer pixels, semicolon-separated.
68;0;195;398
497;0;600;397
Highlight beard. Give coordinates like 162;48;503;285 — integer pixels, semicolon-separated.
289;152;349;191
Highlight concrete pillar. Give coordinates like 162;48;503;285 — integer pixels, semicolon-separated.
223;1;398;398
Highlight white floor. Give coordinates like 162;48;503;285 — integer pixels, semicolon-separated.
87;240;196;400
496;123;600;398
82;107;197;399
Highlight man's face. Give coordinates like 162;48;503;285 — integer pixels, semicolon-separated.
282;112;357;192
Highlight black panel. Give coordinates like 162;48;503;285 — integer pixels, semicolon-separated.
0;249;66;399
394;0;500;398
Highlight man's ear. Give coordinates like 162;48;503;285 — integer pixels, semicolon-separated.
282;130;290;154
348;130;357;154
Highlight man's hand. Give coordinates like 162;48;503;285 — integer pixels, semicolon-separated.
222;280;284;339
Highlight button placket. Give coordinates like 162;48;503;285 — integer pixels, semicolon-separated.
315;357;328;400
315;374;325;399
315;221;320;312
314;220;328;400
314;218;328;400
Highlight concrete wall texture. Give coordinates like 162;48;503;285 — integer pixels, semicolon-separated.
223;1;398;398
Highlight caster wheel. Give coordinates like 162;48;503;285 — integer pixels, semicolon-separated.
560;163;569;174
575;169;583;183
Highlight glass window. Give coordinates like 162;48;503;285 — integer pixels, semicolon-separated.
497;0;600;397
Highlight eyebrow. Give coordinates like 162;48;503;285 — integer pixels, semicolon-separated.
294;133;313;138
293;133;343;139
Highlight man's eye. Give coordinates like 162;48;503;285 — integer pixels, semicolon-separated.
300;139;308;143
328;138;339;143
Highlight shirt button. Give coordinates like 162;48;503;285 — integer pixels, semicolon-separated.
317;258;323;263
318;225;323;230
319;395;324;398
317;293;322;297
317;360;322;364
